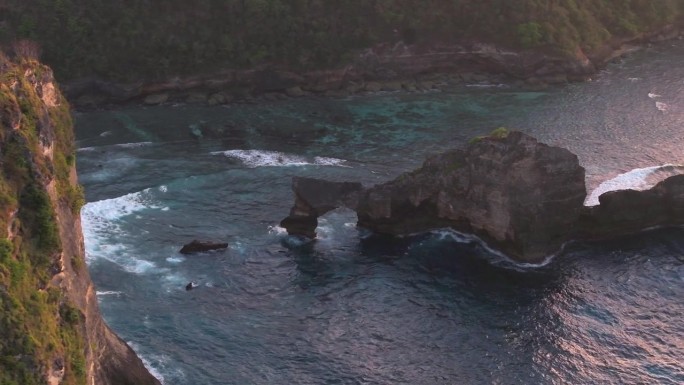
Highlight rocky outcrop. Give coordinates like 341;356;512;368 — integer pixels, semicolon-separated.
579;175;684;239
281;130;684;263
0;57;160;384
179;240;229;254
355;130;587;262
280;177;364;238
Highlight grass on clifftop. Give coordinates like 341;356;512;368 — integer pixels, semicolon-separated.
0;56;87;385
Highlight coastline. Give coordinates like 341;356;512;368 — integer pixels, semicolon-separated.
64;23;683;110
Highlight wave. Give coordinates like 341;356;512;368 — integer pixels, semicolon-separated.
648;92;661;99
426;229;558;270
127;342;185;385
81;188;167;273
585;164;684;206
96;291;122;296
655;101;669;112
211;149;347;168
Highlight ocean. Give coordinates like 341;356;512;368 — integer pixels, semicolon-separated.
75;41;684;384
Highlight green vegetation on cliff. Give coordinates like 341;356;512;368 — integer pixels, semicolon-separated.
0;0;682;81
0;54;86;385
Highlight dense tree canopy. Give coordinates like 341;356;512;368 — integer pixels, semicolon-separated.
0;0;682;81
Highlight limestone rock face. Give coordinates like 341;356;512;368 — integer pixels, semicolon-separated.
280;132;586;262
0;57;160;385
280;177;363;238
280;130;684;263
356;131;587;262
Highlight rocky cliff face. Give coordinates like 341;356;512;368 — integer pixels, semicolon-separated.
281;130;587;262
355;130;587;262
0;55;160;384
281;130;684;263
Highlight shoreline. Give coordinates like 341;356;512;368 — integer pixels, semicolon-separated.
65;23;683;110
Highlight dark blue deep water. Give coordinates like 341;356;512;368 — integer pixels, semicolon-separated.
74;42;684;384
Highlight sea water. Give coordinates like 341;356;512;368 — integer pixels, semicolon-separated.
75;41;684;384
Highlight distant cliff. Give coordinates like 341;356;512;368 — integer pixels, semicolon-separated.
0;54;160;384
0;1;683;106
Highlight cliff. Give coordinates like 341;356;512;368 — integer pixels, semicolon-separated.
0;54;160;384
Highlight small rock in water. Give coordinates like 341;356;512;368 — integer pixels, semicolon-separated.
185;282;198;291
179;240;229;254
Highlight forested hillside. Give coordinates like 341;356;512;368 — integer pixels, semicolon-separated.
0;1;682;84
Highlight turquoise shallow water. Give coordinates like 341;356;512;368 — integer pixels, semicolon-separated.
75;42;684;384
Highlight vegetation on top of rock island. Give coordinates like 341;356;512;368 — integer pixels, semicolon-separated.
0;55;86;385
0;0;682;82
469;127;510;144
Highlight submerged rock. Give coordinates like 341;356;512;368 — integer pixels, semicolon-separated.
180;240;229;254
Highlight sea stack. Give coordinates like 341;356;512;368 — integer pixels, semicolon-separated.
282;129;684;263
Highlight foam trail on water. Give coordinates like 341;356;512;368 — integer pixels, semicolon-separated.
429;229;557;269
77;141;154;152
81;188;167;272
585;164;684;206
656;101;669;111
211;149;347;168
115;141;155;148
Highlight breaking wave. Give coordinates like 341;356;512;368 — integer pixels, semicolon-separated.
211;149;347;168
585;164;684;206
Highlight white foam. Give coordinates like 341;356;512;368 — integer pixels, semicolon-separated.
585;164;684;206
648;92;661;98
96;291;122;296
211;149;347;168
126;342;184;385
81;188;167;273
165;256;185;264
268;225;288;235
628;77;641;82
428;228;557;269
313;156;348;166
656;101;669;111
